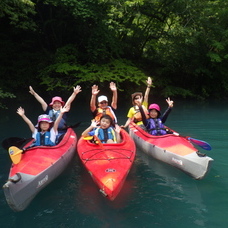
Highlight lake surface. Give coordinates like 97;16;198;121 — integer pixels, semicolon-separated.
0;99;227;228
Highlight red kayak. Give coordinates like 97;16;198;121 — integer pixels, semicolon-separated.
77;129;136;200
129;122;213;179
3;128;77;211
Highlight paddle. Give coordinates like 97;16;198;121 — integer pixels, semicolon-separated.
2;122;81;150
172;132;212;150
8;144;36;164
8;146;24;164
83;135;104;149
68;122;81;129
2;137;33;150
186;137;212;151
93;135;104;149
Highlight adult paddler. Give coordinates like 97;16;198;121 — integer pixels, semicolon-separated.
90;82;118;124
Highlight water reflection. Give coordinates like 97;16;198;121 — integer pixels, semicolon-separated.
135;150;208;227
74;156;136;227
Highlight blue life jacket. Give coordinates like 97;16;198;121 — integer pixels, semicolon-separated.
48;109;66;130
33;131;56;146
146;118;167;136
94;127;116;143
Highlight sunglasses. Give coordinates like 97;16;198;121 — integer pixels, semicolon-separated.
100;101;107;104
134;97;141;100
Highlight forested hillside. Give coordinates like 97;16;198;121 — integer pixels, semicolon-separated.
0;0;228;108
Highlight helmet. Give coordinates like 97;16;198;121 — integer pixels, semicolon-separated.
148;103;160;112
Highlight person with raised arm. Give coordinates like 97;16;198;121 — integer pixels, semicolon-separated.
82;115;121;144
122;77;152;129
90;82;118;124
17;106;70;146
136;97;174;135
29;85;81;132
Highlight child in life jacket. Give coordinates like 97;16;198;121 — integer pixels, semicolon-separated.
136;98;174;135
29;85;82;133
90;82;117;124
82;115;121;144
16;106;70;146
122;77;152;129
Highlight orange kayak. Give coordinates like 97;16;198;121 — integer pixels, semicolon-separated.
77;129;136;200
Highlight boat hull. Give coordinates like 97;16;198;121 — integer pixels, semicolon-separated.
77;130;136;200
3;128;77;211
129;123;213;179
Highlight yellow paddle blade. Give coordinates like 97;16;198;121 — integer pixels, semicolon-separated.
8;146;23;164
83;136;93;140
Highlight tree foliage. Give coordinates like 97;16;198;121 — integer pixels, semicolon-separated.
0;0;36;30
39;45;146;90
0;0;228;107
0;88;15;109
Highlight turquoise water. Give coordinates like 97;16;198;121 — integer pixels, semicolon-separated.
0;99;227;228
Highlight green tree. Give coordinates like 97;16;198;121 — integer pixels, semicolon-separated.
1;0;228;100
0;88;15;109
0;0;36;30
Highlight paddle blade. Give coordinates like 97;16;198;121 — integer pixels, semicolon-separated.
2;137;24;150
69;122;81;129
8;146;23;164
188;137;212;151
93;135;104;150
2;137;33;150
83;136;93;141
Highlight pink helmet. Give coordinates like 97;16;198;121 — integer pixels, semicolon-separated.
148;103;161;113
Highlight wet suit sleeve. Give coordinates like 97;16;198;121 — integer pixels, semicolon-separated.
45;106;51;115
161;107;172;123
92;109;98;118
138;105;148;127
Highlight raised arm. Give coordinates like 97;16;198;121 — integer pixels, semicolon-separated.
121;117;132;129
29;86;48;111
135;99;147;127
53;105;70;132
110;82;117;109
17;107;35;133
65;85;82;108
90;85;100;112
161;97;174;123
143;77;152;107
166;97;174;108
114;125;121;143
81;120;98;137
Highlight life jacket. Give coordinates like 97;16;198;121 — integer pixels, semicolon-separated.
33;131;56;146
133;105;149;123
147;118;167;136
48;109;66;130
94;127;116;143
94;106;117;123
